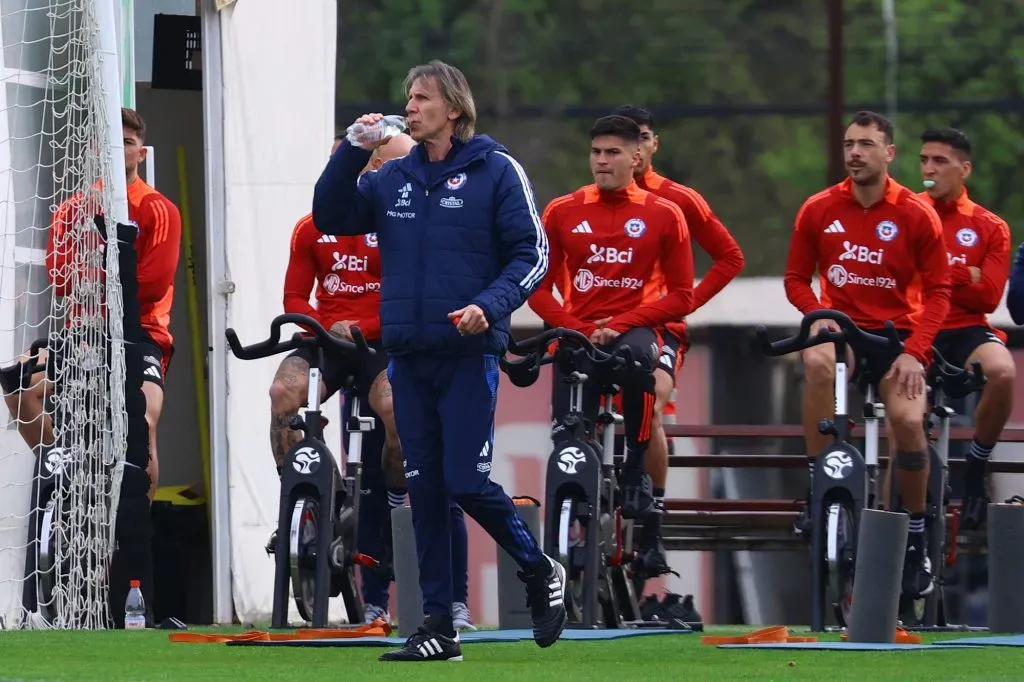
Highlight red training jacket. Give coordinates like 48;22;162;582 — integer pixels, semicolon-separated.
784;176;951;364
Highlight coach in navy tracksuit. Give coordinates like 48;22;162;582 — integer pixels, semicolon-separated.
312;60;567;662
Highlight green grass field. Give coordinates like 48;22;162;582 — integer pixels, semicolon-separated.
1;626;1021;681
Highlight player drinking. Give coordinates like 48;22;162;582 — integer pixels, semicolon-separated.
269;133;474;629
784;111;951;599
3;108;181;502
610;104;744;579
918;127;1015;530
528;114;696;522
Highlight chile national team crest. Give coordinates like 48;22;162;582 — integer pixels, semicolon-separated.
624;218;647;238
956;227;978;247
875;220;899;242
365;233;378;248
445;173;467;191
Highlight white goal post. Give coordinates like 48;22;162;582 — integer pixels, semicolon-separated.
0;0;131;629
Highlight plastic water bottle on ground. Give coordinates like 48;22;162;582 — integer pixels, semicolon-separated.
124;579;146;630
345;115;407;150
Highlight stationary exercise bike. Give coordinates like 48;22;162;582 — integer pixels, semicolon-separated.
226;313;379;628
502;327;676;630
757;309;903;633
897;347;985;629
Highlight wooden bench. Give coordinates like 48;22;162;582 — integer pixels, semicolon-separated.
607;422;1024;553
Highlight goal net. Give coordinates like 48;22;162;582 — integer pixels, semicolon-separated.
0;0;130;629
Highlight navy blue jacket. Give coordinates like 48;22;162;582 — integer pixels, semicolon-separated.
311;135;548;356
1008;241;1024;324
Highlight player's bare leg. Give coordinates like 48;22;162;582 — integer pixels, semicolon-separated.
879;375;933;597
637;369;673;580
268;356;322;471
141;383;163;502
960;342;1016;529
2;349;55;453
368;370;405;491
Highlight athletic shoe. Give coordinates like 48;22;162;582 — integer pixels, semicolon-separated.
633;543;672;579
960;458;991;530
379;622;463;662
265;530;277;556
363;603;391;625
902;537;934;598
519;554;567;647
639;592;703;631
620;466;656;518
452;602;476;631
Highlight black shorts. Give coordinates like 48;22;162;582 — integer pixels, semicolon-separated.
932;325;1005;369
852;328;910;388
551;327;660;423
140;334;173;390
657;329;687;376
287;339;388;401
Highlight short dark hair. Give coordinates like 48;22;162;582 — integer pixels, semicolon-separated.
590;115;641;144
920;128;972;159
848;110;894;144
609;105;655;131
122;107;146;143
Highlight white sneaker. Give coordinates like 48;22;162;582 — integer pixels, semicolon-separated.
452;601;476;631
364;603;392;625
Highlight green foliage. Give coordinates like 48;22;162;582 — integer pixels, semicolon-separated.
337;0;1024;275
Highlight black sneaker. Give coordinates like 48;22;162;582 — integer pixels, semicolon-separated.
960;458;990;531
902;536;934;599
620;467;656;519
519;554;567;648
637;592;703;631
633;543;673;579
378;625;463;662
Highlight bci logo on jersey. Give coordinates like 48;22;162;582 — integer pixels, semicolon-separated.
586;244;633;264
332;253;369;272
948;252;967;266
838;240;883;264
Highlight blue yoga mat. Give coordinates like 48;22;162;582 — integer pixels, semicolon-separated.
719;642;980;651
938;634;1024;647
226;627;692;648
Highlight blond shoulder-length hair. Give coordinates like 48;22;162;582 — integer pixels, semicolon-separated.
403;60;477;141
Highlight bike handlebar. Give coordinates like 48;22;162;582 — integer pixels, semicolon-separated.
225;313;375;361
755;309;904;358
500;327;639;388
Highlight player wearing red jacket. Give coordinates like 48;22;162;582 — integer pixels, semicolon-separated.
918;128;1015;530
784;111;951;599
3;108;180;501
611;105;745;578
267;134;405;474
529;115;695;519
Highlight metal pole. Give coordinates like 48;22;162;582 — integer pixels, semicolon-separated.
882;0;898;127
200;0;234;625
826;0;845;185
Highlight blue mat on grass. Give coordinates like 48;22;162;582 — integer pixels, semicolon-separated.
226;627;692;648
719;642;980;651
937;634;1024;647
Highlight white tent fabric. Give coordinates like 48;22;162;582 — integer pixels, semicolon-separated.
219;0;339;625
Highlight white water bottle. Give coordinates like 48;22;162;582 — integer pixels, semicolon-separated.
345;115;407;150
124;579;146;630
